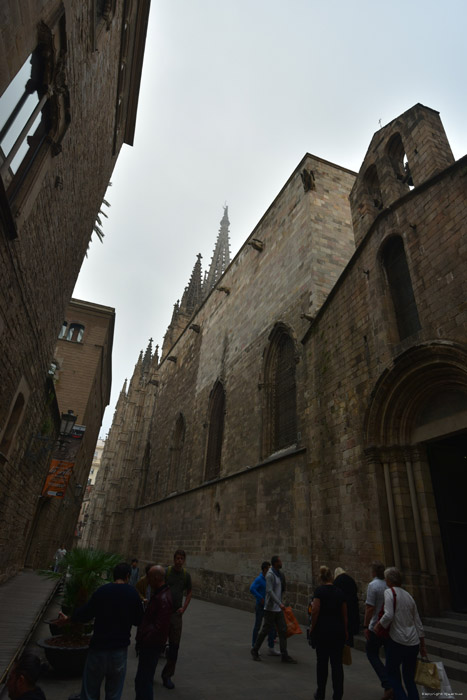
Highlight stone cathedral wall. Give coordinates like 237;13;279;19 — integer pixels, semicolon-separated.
125;154;356;616
91;105;467;617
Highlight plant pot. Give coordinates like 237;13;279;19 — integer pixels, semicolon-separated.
37;635;91;676
43;619;61;636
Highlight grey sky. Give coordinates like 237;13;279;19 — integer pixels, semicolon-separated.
73;0;467;436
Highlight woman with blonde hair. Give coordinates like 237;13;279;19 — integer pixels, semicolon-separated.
309;565;348;700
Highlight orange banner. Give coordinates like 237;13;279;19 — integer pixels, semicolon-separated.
41;424;85;498
42;459;74;498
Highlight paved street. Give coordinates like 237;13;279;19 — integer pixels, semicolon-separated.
22;595;467;700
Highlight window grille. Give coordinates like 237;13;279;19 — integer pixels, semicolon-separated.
0;10;69;238
383;236;421;340
0;50;49;191
66;323;85;342
205;382;225;481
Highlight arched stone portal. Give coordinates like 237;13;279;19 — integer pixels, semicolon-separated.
365;342;467;613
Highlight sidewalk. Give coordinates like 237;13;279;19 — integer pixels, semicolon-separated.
24;596;467;700
0;570;58;684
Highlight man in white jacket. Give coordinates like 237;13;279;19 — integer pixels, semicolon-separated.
250;555;297;664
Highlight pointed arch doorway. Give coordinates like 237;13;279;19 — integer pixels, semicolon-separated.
425;432;467;612
365;343;467;613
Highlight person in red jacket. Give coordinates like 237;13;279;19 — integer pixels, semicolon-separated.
135;566;173;700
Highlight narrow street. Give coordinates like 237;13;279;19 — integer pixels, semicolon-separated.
2;575;465;700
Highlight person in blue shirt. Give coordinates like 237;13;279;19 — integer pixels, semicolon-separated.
249;561;279;655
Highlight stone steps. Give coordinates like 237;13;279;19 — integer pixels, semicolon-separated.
423;624;467;648
354;611;467;684
424;616;467;635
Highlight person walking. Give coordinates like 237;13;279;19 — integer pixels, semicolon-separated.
333;566;360;646
363;561;392;700
136;563;154;607
53;544;66;572
160;549;192;689
135;566;172;700
309;565;348;700
374;567;427;700
249;561;279;655
129;559;140;587
250;555;297;664
56;562;143;700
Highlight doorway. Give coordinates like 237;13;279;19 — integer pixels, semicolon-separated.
426;433;467;612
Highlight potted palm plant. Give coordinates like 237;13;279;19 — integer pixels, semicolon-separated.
38;547;121;675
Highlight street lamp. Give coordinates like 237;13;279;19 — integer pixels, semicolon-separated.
60;409;77;436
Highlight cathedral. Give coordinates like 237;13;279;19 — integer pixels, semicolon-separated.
83;104;467;617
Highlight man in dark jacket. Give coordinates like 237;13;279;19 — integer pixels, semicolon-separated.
57;562;143;700
7;653;45;700
135;565;173;700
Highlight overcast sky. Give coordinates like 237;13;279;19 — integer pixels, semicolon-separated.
73;0;467;437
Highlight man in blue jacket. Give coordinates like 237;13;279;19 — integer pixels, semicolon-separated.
249;561;279;655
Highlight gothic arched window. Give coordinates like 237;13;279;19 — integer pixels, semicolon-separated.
363;164;383;209
382;235;421;341
0;390;26;463
264;327;298;455
205;381;225;481
168;413;185;493
139;441;151;504
386;132;413;189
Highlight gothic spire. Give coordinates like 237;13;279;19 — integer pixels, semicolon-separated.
141;338;153;383
180;253;203;316
203;205;231;297
143;338;153;370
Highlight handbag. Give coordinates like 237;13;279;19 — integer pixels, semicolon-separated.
375;586;396;639
414;658;440;690
283;606;302;637
342;644;352;665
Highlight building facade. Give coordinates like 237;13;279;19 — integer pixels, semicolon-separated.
86;104;467;616
76;437;106;542
24;299;114;569
0;0;150;582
